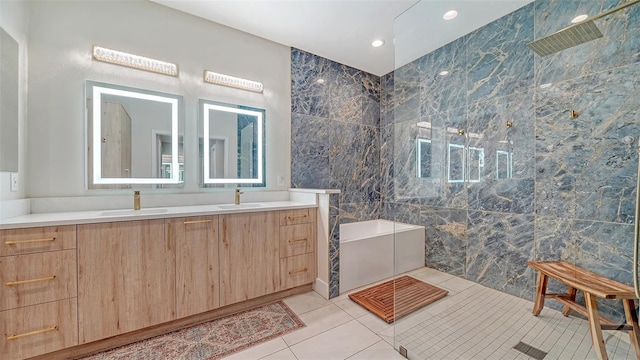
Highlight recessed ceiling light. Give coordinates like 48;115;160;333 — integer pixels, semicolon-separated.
438;70;450;76
316;78;325;84
443;10;458;20
371;39;385;47
571;14;589;23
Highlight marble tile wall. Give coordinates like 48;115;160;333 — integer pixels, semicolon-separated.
291;48;381;224
382;0;640;322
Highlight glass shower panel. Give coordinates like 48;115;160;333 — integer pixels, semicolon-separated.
387;0;640;359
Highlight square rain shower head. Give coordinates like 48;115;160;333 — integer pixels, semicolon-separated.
527;20;604;56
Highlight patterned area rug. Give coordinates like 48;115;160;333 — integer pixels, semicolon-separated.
80;301;305;360
349;275;448;323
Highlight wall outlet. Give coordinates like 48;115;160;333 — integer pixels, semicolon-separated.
10;173;18;192
277;176;285;187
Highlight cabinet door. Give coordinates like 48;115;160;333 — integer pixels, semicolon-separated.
77;220;175;343
169;216;219;318
219;211;279;306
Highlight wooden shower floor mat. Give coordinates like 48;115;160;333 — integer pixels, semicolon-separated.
349;275;448;323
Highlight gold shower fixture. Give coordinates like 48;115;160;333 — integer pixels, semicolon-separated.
506;121;513;128
569;110;580;119
457;129;465;136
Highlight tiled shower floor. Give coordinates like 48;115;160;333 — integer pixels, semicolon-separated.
222;267;635;359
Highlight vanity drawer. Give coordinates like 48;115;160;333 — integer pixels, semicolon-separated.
280;253;316;290
0;226;76;257
0;298;78;360
1;250;77;311
280;223;315;258
280;208;314;226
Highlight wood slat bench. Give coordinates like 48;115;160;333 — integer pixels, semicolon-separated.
528;261;640;360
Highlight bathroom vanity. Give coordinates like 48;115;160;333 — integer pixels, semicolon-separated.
0;203;317;360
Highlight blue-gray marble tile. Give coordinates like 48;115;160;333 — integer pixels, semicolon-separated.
466;211;535;300
329;193;340;218
380;72;394;128
362;72;381;128
329;122;380;204
534;0;640;86
535;64;640;223
339;202;381;224
419;36;467;116
381;201;422;225
534;216;576;262
466;3;534;104
291;155;330;189
380;124;395;203
328;61;363;123
291;48;331;117
422;207;467;276
291;113;332;157
393;61;421;123
329;215;340;299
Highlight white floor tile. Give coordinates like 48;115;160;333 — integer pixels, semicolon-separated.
260;348;298;360
356;313;393;334
334;298;369;318
282;303;352;346
290;320;381;360
347;340;405;359
222;337;288;360
283;290;332;315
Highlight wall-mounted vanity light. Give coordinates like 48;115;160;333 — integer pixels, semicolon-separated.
203;70;264;93
92;46;178;76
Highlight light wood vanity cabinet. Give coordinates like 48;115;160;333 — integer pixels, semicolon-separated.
0;226;78;360
168;215;220;318
1;206;317;359
278;209;317;290
77;220;175;343
219;211;280;306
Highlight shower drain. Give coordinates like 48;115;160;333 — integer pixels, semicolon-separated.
513;341;547;360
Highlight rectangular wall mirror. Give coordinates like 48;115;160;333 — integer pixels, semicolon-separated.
416;138;431;178
0;27;19;172
448;143;465;183
199;99;265;187
85;81;184;189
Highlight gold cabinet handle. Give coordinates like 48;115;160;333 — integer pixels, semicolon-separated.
287;214;307;221
288;238;308;244
167;223;171;251
289;268;308;275
183;219;212;225
7;325;58;340
5;237;55;245
5;275;56;286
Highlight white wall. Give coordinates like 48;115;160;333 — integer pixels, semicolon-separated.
26;0;291;197
0;0;30;201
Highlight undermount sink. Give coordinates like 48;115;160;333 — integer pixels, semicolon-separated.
98;208;169;216
217;203;264;210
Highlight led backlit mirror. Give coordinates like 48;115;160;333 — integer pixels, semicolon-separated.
86;81;184;189
199;99;265;187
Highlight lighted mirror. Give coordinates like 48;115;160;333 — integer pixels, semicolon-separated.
467;147;484;183
416;138;431;178
0;27;19;172
85;81;184;189
448;143;465;183
496;150;512;179
199;99;265;187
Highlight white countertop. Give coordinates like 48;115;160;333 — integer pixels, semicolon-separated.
0;201;317;229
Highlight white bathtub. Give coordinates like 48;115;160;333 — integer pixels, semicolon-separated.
339;219;425;294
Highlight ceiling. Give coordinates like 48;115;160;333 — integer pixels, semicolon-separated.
152;0;534;76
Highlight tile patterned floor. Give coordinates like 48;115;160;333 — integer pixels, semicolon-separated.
222;267;637;360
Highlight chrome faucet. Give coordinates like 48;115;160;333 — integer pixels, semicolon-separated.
234;189;243;205
133;191;141;210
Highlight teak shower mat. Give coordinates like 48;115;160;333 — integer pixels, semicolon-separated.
349;275;448;323
79;301;304;360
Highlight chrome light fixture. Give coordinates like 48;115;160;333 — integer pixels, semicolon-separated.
92;46;178;76
203;70;263;93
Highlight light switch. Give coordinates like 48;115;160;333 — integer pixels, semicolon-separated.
10;173;18;192
277;176;285;187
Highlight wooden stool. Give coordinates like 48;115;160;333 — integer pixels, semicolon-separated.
528;261;640;360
